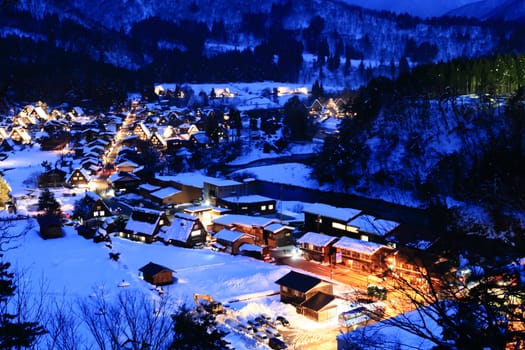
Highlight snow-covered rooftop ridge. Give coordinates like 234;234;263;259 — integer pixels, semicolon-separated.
204;178;242;187
332;236;388;254
297;231;338;247
303;203;362;222
214;228;245;242
212;214;276;227
348;214;400;236
220;194;274;203
150;187;181;199
156;172;219;188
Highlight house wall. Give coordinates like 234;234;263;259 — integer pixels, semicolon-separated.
301;306;337;322
216;198;276;215
146;270;172;286
304;212;352;237
279;286;306;306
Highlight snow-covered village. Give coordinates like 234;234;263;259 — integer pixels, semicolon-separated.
0;79;524;350
1;0;525;349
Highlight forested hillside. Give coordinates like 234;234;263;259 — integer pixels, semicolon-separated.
1;1;525;105
313;54;525;244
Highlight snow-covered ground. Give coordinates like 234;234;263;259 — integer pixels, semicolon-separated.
0;146;352;349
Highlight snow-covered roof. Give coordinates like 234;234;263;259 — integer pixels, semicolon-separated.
156;172;220;189
85;191;102;202
220;194;275;203
150;187;181;200
124;207;164;236
138;183;161;192
159;215;196;242
303;203;361;222
116;160;139;168
66;168;91;183
212;214;276;227
347;214;400;237
332;236;387;255
214;229;245;243
204;178;242;187
264;223;294;233
297;232;337;247
239;243;262;252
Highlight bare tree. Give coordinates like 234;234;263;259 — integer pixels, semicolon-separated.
78;286;174;350
339;249;525;350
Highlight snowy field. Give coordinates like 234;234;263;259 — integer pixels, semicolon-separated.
0;146;347;349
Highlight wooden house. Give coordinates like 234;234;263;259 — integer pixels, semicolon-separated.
303;203;361;237
275;270;335;321
203;178;245;206
148;186;183;207
9;127;31;144
150;132;167;150
81;191;112;220
189;131;211;148
121;207;169;243
183;205;231;228
109;172;141;194
139;262;175;286
158;212;207;248
115;160;139;173
66;168;91;188
346;214;400;244
133;122;152;141
153;173;206;205
37;214;63;239
263;223;295;248
332;236;393;274
212;228;255;255
38;168;67;188
210;214;277;246
297;232;338;264
216;194;276;215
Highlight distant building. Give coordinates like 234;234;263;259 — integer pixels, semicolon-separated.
139;262;175;286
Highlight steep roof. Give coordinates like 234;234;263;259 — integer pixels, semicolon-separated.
303;203;361;222
275;270;323;292
300;292;336;311
347;214;400;237
160;214;199;243
332;236;388;255
297;232;337;247
139;262;173;276
214;229;245;243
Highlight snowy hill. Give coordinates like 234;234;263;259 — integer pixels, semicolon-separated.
447;0;525;21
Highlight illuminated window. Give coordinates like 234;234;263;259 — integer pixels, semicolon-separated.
269;204;274;210
332;222;346;230
360;235;368;241
261;205;267;211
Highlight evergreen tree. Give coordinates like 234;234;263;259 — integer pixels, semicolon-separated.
170;305;229;350
283;96;309;140
0;176;10;208
0;256;46;348
37;188;61;216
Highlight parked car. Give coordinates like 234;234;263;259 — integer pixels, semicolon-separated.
265;326;281;339
254;331;269;344
274;315;290;327
248;318;264;333
269;337;287;349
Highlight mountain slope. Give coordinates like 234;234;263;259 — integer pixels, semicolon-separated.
447;0;525;21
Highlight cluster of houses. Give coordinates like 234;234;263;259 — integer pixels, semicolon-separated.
1;98;444;325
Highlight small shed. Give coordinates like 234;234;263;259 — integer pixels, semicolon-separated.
139;262;175;286
37;214;64;239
